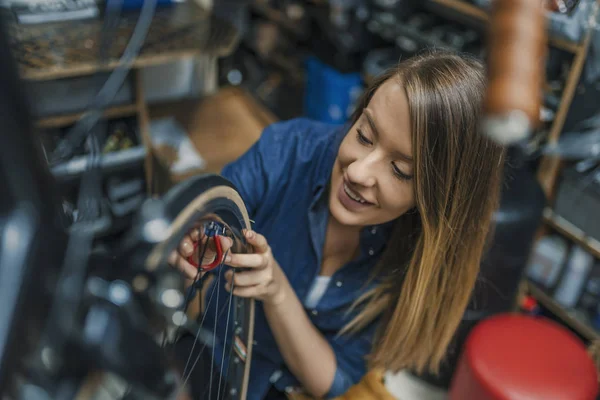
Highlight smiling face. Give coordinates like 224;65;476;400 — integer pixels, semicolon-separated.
329;79;416;228
335;51;507;377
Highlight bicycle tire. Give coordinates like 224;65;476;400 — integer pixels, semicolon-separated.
145;174;256;400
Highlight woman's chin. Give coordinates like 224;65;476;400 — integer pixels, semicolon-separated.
329;196;368;228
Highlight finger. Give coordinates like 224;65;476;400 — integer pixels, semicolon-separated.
225;282;268;298
219;236;233;253
187;235;218;264
224;269;233;282
232;269;272;287
168;250;178;266
190;228;214;251
225;253;268;269
178;234;195;257
189;227;201;242
168;250;196;280
175;253;199;280
244;230;269;254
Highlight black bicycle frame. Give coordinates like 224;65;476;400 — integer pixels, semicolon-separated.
0;16;69;393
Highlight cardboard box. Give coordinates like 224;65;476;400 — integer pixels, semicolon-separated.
145;87;277;194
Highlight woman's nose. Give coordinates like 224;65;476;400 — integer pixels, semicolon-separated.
346;156;377;188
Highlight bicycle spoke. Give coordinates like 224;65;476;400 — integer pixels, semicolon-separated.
199;272;236;400
183;228;212;314
179;254;229;395
218;309;237;400
207;259;222;400
181;270;220;379
160;329;168;348
178;274;236;393
216;268;236;400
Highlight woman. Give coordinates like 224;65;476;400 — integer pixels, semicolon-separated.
170;50;505;399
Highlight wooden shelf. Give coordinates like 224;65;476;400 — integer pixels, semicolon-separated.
543;208;600;259
13;1;238;81
36;104;138;129
526;280;600;342
428;0;582;53
537;17;595;196
430;0;488;20
550;36;583;54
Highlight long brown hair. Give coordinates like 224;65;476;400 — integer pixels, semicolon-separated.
342;50;505;375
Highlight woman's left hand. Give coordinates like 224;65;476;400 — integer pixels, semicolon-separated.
224;230;286;306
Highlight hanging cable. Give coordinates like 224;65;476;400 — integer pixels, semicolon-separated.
50;0;157;165
41;0;158;370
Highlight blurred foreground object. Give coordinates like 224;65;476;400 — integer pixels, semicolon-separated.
449;314;598;400
482;0;547;145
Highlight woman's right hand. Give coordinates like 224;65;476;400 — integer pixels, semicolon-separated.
167;227;233;280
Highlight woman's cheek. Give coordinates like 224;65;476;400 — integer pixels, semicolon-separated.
339;137;357;160
381;183;415;214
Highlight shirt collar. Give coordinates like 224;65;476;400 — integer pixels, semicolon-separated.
311;123;348;197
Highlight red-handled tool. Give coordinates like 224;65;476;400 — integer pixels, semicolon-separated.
187;233;224;271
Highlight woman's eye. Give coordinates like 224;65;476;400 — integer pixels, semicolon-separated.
392;162;413;181
356;129;373;146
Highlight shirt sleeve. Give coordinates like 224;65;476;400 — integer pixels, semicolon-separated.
324;321;378;398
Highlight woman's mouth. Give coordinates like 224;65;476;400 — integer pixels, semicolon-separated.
337;180;374;212
344;183;369;204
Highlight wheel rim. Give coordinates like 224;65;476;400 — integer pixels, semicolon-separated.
146;182;255;400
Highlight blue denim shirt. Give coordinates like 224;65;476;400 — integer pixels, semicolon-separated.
202;118;394;399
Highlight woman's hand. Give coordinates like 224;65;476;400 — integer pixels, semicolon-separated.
224;230;286;306
168;227;233;280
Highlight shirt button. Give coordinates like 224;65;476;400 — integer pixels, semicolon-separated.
270;370;283;383
371;227;377;234
336;281;343;287
368;248;375;256
253;340;258;346
311;310;318;316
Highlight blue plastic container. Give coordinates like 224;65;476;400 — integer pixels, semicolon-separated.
304;56;363;125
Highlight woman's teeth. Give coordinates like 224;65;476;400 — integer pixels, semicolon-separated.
344;183;367;204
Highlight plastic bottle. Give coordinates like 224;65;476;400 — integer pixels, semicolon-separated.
525;235;569;288
554;245;595;308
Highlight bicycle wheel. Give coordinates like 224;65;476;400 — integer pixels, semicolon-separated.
70;174;255;400
147;174;256;400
